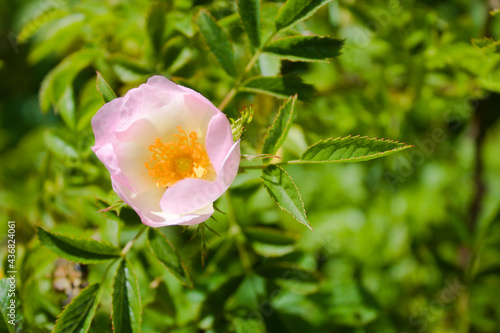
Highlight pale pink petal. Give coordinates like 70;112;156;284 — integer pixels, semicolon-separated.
115;118;160;146
92;97;124;147
116;76;215;142
147;75;186;91
205;112;234;171
115;142;156;193
171;204;215;226
159;140;241;215
112;181;163;214
93;143;129;186
112;180;214;227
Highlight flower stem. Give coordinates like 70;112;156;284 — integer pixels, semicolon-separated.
98;225;148;284
218;87;238;111
240;160;305;171
218;31;278;111
121;225;148;256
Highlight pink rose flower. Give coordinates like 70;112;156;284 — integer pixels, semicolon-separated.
92;76;240;227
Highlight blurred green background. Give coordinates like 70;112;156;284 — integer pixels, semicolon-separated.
1;0;500;332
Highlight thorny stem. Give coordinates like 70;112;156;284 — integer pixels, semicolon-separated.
239;160;305;171
218;31;278;111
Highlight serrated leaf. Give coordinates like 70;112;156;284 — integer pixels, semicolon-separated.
237;0;261;47
196;9;238;77
112;259;142;333
36;226;121;264
96;72;117;104
27;13;86;64
241;75;314;101
264;35;344;61
262;165;311;230
300;136;413;163
471;37;500;52
146;3;166;57
262;95;297;159
147;228;192;288
53;284;102;333
275;0;333;31
17;8;65;44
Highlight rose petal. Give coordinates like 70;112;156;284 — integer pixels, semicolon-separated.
92;97;124;147
115;117;160;146
93;143;129;186
144;204;215;227
116;76;216;144
159;140;241;215
112;180;214;227
115;142;156;193
205;112;234;171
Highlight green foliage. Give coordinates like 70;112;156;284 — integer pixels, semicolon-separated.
262;95;297;157
39;49;102;113
44;131;79;159
300;136;413;164
196;9;238;77
264;35;344;62
241;76;315;100
57;86;76;130
53;284;102;333
472;37;500;51
275;0;333;30
147;228;192;288
112;259;142;333
245;226;297;257
262;165;311;230
96;72;117;104
3;0;500;332
146;3;166;59
36;226;121;264
237;0;261;47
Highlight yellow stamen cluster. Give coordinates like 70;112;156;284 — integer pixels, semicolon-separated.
145;127;211;188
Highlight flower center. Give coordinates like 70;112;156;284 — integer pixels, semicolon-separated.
145;127;212;189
